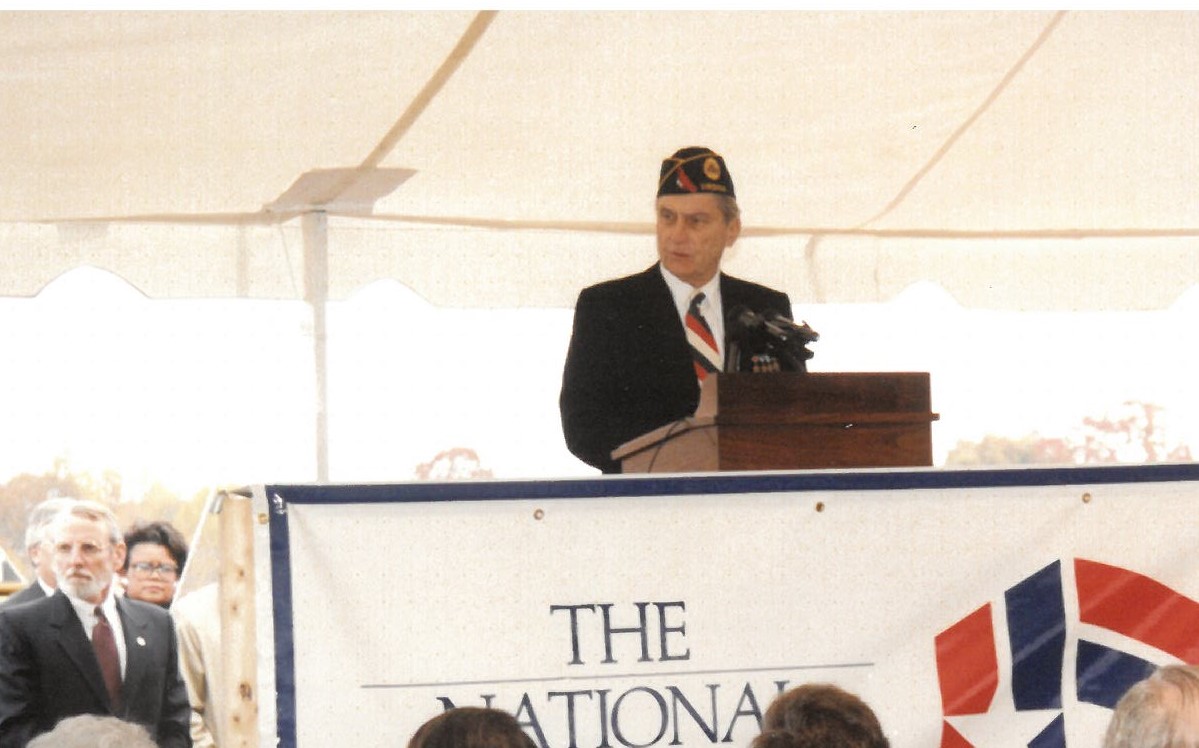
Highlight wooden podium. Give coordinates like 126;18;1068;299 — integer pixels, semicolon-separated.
612;372;938;473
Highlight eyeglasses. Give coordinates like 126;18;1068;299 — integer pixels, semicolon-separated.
129;562;179;578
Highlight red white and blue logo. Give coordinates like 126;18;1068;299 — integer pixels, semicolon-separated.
934;558;1199;747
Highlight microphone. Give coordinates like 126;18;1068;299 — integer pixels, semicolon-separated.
726;305;767;339
762;311;820;346
725;305;818;373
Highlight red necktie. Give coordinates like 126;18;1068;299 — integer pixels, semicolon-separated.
92;606;123;713
686;291;721;382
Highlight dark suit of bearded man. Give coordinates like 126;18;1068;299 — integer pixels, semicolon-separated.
0;590;192;747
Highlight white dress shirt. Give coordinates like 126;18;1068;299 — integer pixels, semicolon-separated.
64;587;128;677
660;265;725;365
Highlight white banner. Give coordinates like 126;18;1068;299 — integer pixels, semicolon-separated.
257;465;1199;748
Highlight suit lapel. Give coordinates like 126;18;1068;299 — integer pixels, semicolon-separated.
719;273;748;347
644;265;692;366
48;591;112;710
116;596;150;708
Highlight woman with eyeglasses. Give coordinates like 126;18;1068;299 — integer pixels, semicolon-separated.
121;519;188;608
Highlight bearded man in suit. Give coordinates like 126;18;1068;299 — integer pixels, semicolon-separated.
0;499;191;747
560;146;793;473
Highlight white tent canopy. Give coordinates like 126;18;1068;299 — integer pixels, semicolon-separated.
3;10;1197;310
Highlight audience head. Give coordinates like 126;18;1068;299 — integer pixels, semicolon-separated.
753;683;889;748
407;707;536;748
27;713;157;748
1104;664;1199;748
47;499;125;605
23;497;76;588
122;519;188;608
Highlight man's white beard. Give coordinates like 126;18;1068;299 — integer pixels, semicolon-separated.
57;569;108;602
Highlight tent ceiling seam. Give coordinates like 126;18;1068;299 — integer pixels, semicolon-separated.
857;10;1069;229
32;213;1199;240
311;11;500;209
343;215;1199;240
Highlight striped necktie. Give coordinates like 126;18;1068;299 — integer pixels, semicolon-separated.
685;291;721;382
92;606;123;712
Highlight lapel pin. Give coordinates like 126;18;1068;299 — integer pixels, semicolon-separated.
136;636;147;647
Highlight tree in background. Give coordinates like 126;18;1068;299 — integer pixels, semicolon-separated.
1075;401;1193;464
0;458;93;580
414;447;494;481
0;458;209;584
945;434;1073;466
947;401;1193;467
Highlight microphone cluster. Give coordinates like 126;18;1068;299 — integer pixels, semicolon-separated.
725;306;819;373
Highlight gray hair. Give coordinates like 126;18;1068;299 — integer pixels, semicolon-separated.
48;499;123;547
23;497;77;552
27;714;156;748
654;194;740;224
715;194;740;223
1103;664;1199;748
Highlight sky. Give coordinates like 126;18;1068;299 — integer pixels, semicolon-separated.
1;267;1196;500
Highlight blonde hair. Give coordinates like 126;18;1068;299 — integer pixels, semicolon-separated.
1104;665;1199;748
28;714;156;748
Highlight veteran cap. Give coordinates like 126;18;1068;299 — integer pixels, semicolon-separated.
657;146;735;199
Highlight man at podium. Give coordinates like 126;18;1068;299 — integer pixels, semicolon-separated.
559;146;793;473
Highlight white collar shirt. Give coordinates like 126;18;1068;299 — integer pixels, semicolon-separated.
660;266;725;364
65;587;128;677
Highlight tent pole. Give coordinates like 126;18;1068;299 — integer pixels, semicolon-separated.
302;211;330;483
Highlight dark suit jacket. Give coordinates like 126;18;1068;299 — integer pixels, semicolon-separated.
0;590;191;747
560;264;792;473
0;583;47;609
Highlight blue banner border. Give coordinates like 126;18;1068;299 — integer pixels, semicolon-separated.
263;462;1199;747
